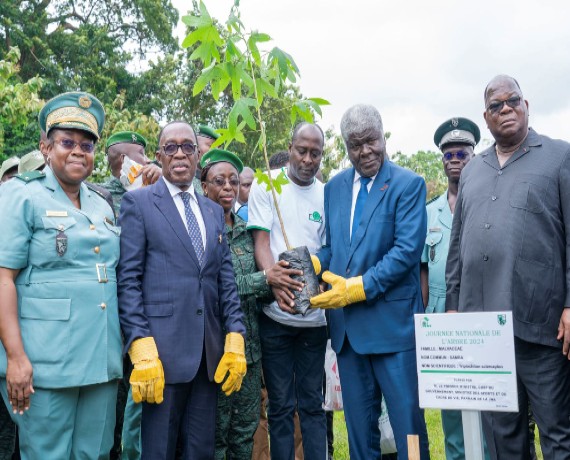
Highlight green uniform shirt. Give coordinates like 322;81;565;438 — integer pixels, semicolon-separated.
421;192;452;313
100;176;127;216
226;214;271;364
0;167;123;388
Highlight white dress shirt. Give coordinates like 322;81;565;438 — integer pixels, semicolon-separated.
162;177;207;250
349;170;378;239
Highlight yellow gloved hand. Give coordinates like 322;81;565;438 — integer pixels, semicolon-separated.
214;333;247;396
309;271;366;309
128;337;165;404
311;255;321;276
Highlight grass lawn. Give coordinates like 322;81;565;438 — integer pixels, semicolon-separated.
331;410;543;459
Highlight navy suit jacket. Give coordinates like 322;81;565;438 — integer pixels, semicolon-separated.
117;178;245;383
317;160;426;355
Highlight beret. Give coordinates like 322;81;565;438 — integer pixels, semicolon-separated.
200;148;244;174
106;131;147;151
197;124;220;140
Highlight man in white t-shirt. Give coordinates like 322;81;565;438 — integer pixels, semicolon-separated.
248;122;328;460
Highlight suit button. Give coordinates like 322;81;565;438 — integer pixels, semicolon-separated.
491;196;497;201
100;303;107;310
94;246;100;254
485;223;490;229
498;171;503;176
197;309;203;315
90;224;95;230
346;269;350;274
483;255;489;261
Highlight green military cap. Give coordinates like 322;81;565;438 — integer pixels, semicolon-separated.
0;156;20;181
200;148;244;173
197;124;220;140
434;117;481;150
39;91;105;140
106;131;147;152
18;150;45;173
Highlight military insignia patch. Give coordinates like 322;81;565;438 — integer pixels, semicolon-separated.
451;118;459;127
56;229;68;256
78;96;92;108
132;134;137;142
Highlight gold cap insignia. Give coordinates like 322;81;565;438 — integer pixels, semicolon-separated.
79;96;92;108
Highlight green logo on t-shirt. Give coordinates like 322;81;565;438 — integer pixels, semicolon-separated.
309;211;322;223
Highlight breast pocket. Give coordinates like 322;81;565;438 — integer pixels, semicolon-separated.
20;297;71;365
40;216;78;259
425;231;444;264
509;174;549;214
103;220;121;237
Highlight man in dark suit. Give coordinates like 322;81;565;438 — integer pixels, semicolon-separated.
117;121;246;459
446;75;570;459
310;104;429;459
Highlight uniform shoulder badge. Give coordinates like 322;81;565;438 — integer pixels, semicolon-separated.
14;170;45;182
426;194;441;206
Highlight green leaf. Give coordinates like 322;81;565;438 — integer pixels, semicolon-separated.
190;41;221;67
304;99;322;117
229;98;257;131
271;170;290;194
254;169;271;188
307;97;331;106
247;36;262;66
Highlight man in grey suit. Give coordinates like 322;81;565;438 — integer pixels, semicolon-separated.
118;121;246;459
446;75;570;459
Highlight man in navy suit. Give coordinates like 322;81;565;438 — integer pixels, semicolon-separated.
310;105;429;459
117;121;246;459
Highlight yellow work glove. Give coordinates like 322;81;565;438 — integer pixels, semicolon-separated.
311;255;321;275
214;333;247;396
128;337;165;404
310;271;366;309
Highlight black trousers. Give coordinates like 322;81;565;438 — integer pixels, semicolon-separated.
483;337;570;460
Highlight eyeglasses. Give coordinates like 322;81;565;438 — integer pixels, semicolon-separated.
486;96;521;115
443;151;469;161
161;143;197;156
54;138;95;153
207;177;240;187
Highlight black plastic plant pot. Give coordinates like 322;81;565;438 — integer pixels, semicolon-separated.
278;245;320;315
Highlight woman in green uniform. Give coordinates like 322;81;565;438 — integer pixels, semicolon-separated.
0;92;122;459
200;149;302;460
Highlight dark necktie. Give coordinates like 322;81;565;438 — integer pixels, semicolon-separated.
180;192;205;265
351;176;372;239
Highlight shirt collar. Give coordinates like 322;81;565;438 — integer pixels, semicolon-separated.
162;176;197;202
353;170;378;185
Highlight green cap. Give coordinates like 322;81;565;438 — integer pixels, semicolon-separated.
18;150;45;173
200;148;243;173
197;124;220;140
0;156;20;181
434;117;481;150
39;91;105;140
106;131;147;152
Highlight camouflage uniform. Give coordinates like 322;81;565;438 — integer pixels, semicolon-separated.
215;214;271;460
100;177;126;216
193;176;204;195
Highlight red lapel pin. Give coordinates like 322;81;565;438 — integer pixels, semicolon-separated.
380;184;389;191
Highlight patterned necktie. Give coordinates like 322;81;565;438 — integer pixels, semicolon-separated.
180;192;205;265
351;176;372;239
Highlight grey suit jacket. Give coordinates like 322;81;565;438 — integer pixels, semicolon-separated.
446;128;570;348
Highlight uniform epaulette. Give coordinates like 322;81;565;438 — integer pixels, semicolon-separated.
426;194;441;205
14;170;46;182
86;182;108;200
